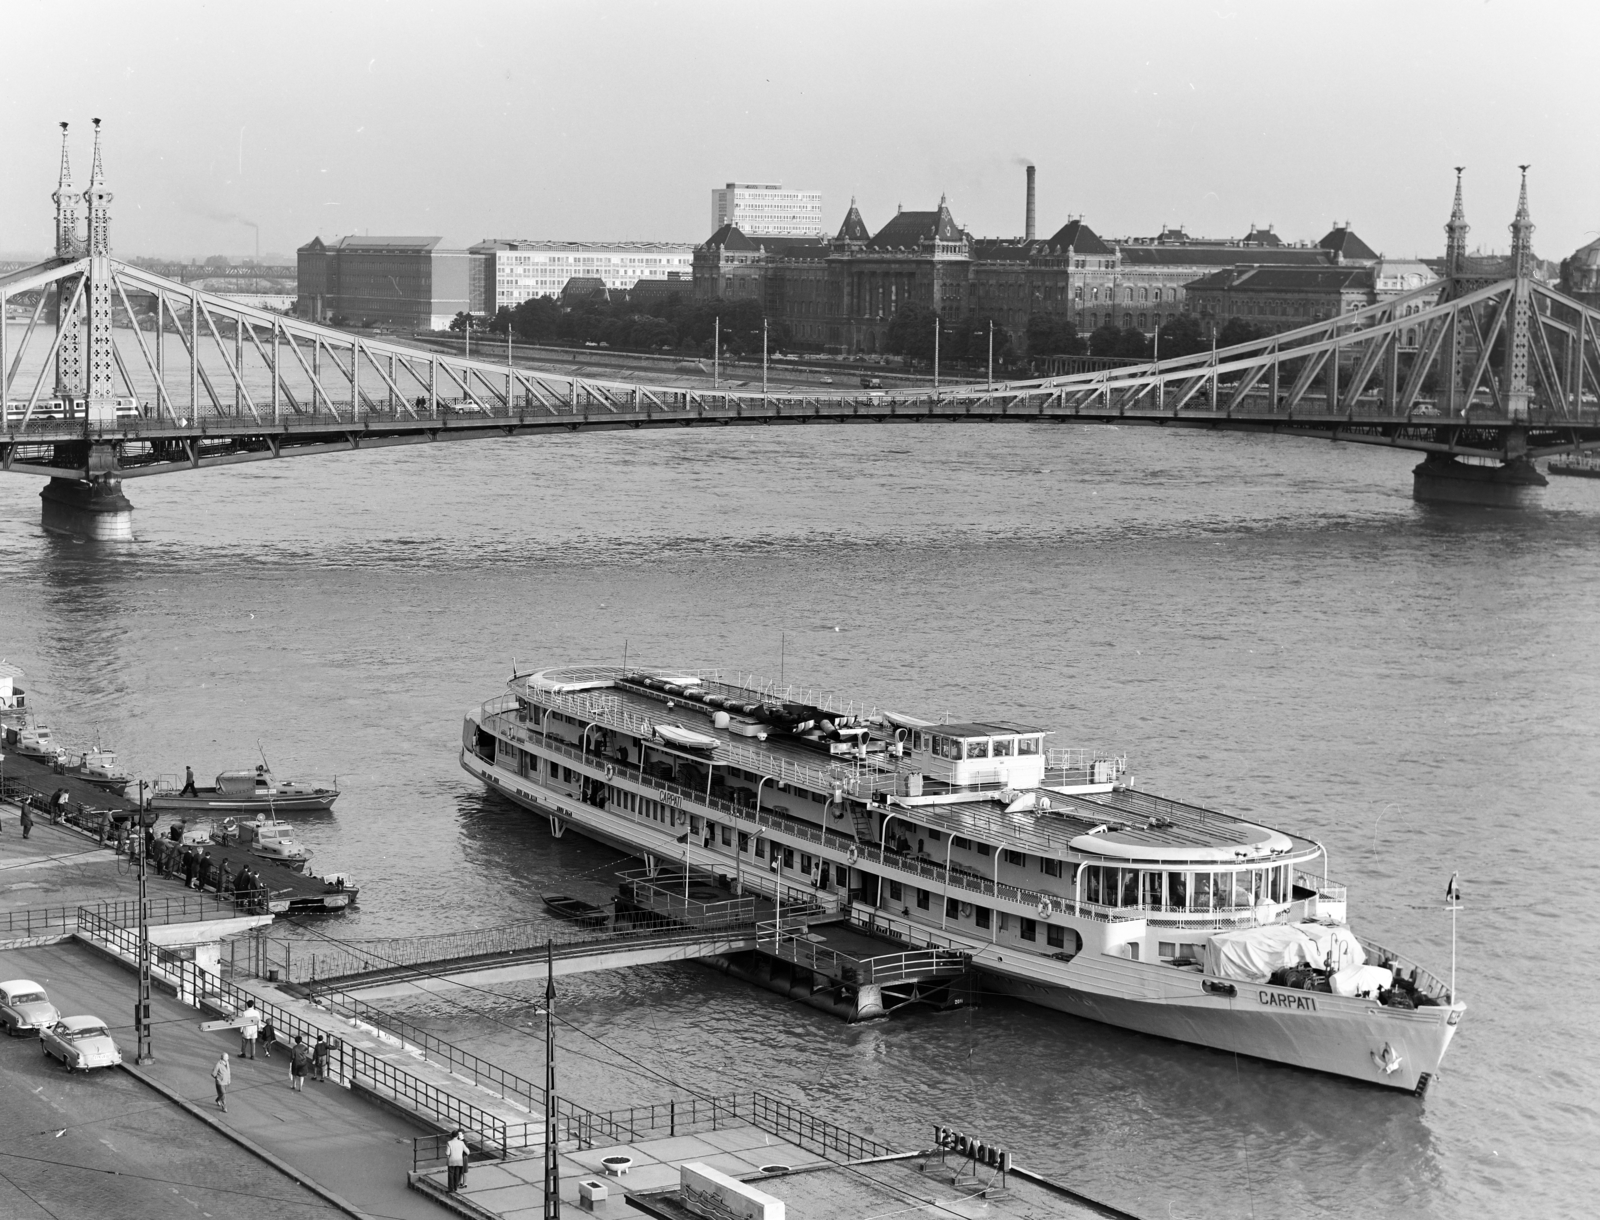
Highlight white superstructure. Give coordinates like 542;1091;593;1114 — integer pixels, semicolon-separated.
462;664;1464;1093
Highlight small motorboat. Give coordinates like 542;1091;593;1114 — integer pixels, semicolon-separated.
542;894;610;928
214;813;313;871
4;718;59;763
150;764;339;813
66;745;132;795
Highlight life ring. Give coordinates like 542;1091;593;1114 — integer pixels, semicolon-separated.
959;902;974;918
1037;900;1052;918
604;764;615;779
846;845;859;864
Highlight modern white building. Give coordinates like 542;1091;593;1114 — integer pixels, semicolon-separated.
472;240;696;309
710;183;824;238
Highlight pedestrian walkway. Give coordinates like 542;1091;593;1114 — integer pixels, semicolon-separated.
0;939;456;1220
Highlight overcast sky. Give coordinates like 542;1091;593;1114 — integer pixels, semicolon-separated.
3;1;1596;262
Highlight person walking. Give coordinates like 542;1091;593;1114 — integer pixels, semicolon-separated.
19;798;33;840
445;1130;469;1192
179;766;197;798
259;1015;277;1059
212;1052;231;1112
311;1034;330;1083
289;1035;310;1090
239;1002;260;1059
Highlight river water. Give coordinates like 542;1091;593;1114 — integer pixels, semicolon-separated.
0;419;1595;1218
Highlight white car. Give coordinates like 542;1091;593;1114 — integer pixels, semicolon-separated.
0;979;59;1036
41;1015;122;1071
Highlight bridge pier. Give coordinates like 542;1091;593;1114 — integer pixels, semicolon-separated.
1411;454;1547;507
40;476;134;540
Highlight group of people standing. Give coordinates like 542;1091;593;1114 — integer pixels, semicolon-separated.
145;821;268;911
213;1001;335;1110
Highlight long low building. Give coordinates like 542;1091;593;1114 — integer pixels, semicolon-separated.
473;239;696;313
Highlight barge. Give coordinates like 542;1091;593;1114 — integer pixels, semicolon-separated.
461;665;1464;1093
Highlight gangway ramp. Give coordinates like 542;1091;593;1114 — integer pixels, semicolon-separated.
332;924;759;1000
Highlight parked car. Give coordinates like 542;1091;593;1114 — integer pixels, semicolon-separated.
860;376;884;389
0;979;58;1036
41;1015;122;1071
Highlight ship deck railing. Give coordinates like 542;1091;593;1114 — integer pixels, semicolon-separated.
756;919;969;986
1294;869;1348;903
1358;937;1453;1003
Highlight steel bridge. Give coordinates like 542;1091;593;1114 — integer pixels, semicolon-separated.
6;129;1599;536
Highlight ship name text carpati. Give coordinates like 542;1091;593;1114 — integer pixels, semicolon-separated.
1259;990;1318;1011
933;1126;1011;1172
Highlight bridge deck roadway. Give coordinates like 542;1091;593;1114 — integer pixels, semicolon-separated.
7;396;1598;479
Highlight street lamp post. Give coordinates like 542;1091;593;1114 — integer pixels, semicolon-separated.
762;317;768;394
987;320;994;394
933;314;940;389
136;780;153;1063
713;316;720;389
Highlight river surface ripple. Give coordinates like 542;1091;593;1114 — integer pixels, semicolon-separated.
1;423;1596;1218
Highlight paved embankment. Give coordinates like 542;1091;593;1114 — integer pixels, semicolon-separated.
0;940;456;1220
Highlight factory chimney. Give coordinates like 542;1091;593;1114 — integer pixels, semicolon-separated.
1025;165;1037;241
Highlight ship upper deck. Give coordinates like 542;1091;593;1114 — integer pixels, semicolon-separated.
493;666;1318;866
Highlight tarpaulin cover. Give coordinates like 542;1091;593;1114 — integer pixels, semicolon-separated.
1205;922;1365;983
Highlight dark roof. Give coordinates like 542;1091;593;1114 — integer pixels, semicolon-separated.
1118;246;1331;269
1318;227;1379;261
1186;265;1375;293
628;278;693;301
560;277;610;300
335;236;442;251
755;236;829;259
1043;219;1112;256
927;721;1045;738
703;223;758;252
970;238;1033;262
867;202;964;250
835;204;870;242
1241;226;1282;247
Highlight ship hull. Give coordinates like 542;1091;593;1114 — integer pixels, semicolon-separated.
150;791;337;813
980;966;1458;1094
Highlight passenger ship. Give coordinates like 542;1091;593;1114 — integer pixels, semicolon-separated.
462;665;1464;1093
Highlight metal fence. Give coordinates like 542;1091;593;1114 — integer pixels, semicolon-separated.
74;906;539;1157
1;893;249;938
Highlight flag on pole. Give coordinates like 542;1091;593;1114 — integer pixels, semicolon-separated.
1445;872;1461;903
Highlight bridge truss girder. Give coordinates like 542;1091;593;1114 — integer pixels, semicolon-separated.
6;260;1600;482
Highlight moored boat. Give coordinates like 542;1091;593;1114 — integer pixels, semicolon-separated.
4;717;59;764
150;764;339;813
211;812;314;871
460;663;1466;1094
542;894;610;927
65;745;132;795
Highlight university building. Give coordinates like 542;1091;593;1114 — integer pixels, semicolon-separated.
690;175;1399;356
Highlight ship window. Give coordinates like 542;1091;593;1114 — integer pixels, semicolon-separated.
690;815;702;835
1120;869;1140;907
1020;917;1037;941
548;759;559;776
1046;923;1065;948
926;829;942;842
754;839;765;859
1159;941;1177;959
966;739;990;759
1017;736;1041;756
917;887;930;909
1084;866;1102;904
1142;871;1164;908
738;832;749;853
975;842;991;857
889;880;903;901
934;737;962;760
975;906;991;930
992;738;1014;757
1040;858;1062;878
945;897;960;919
1167;871;1188;910
721;825;732;846
819;863;831;889
1003;849;1025;866
782;847;794;869
800;853;812;874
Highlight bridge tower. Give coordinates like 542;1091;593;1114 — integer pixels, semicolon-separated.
49;122;84;408
39;119;135;540
1412;167;1547;505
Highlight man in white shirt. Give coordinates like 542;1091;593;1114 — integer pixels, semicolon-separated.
445;1130;469;1192
239;1002;260;1059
